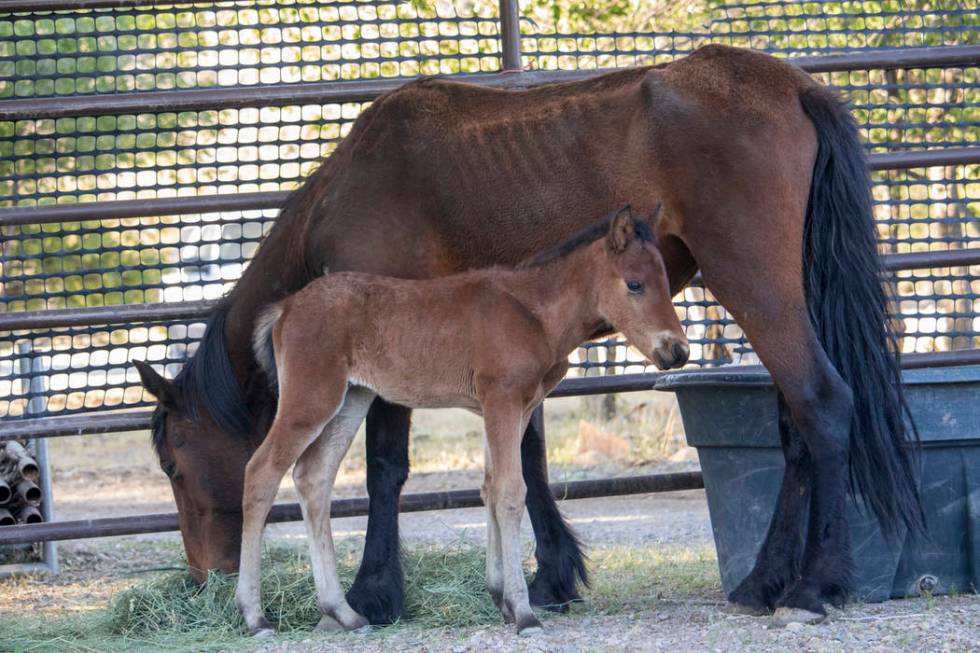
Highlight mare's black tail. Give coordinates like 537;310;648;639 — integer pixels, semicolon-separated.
799;86;925;536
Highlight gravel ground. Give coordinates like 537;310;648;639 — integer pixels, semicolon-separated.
251;596;980;653
9;490;977;653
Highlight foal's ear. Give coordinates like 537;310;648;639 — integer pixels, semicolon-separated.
134;360;178;408
646;202;664;230
607;206;636;254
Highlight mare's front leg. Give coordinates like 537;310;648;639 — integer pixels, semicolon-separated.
235;372;349;637
346;399;412;624
293;386;377;632
482;393;543;635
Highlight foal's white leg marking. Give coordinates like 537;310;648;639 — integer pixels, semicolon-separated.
483;400;542;635
482;441;506;617
293;386;376;632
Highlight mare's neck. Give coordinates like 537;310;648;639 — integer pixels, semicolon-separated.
502;242;608;360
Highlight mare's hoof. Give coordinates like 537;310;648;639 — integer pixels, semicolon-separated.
528;571;581;614
771;607;826;627
727;580;773;615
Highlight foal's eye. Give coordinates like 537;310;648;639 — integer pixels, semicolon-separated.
161;461;177;478
626;280;644;294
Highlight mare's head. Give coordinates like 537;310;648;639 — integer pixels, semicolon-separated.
597;206;689;370
133;308;260;582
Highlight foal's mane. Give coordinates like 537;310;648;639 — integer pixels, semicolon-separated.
518;207;655;269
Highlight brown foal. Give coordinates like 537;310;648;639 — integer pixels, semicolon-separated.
233;206;688;636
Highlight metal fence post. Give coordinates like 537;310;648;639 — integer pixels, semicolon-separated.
498;0;522;71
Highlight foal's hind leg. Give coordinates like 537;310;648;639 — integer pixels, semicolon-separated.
235;369;349;636
293;386;377;632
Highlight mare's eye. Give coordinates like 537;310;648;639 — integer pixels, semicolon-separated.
626;280;644;294
161;461;177;478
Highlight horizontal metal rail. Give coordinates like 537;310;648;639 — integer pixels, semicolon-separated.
2;147;976;229
0;470;705;545
2;349;978;442
3;247;977;333
0;45;976;121
0;0;215;12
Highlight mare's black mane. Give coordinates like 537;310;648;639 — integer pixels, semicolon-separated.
151;302;254;457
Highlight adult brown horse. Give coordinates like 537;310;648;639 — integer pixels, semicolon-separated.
135;44;922;626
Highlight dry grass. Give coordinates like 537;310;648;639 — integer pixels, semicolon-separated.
0;541;718;653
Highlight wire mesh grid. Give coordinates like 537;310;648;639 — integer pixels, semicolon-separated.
0;0;503;99
519;0;979;71
0;0;978;419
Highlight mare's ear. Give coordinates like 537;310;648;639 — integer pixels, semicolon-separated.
134;360;178;409
607;205;635;255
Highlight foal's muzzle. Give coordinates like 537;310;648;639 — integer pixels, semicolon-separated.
651;338;690;370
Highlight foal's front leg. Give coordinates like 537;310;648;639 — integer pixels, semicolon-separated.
482;395;542;635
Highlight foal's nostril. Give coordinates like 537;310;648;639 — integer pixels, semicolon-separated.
672;342;690;367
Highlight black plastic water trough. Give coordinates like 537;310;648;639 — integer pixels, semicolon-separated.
657;365;980;601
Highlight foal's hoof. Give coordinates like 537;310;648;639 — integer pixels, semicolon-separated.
517;614;544;636
771;607;826;627
315;614;345;632
248;616;276;638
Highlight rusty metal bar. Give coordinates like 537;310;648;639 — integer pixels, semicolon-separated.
0;46;977;121
3;147;976;229
868;147;980;171
2;348;978;443
0;300;217;331
0;471;705;545
3;247;977;333
0;0;175;11
498;0;523;71
0;192;288;227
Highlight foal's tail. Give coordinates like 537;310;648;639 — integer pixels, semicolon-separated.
253;303;284;394
798;86;925;537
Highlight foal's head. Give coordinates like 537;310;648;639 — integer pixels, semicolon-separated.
597;206;689;370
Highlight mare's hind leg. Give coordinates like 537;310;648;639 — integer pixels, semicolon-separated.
696;253;854;623
235;368;350;636
293;386;377;632
728;393;812;614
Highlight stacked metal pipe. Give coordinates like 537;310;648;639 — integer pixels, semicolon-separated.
0;441;44;525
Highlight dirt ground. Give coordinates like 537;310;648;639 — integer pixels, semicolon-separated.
2;394;978;651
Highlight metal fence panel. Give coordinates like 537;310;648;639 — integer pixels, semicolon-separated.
1;0;978;422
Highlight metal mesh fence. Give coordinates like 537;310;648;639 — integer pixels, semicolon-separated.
0;0;503;99
1;0;978;420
